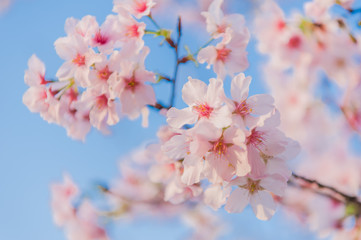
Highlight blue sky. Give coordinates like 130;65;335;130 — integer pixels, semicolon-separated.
0;0;320;239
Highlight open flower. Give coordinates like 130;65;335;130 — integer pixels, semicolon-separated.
198;29;249;79
225;174;286;220
167;77;231;128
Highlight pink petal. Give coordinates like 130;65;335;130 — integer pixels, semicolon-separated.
231;73;251;102
182;162;203;185
206;78;224;107
197;46;217;68
208;105;232;128
167;107;197;128
250;191;276;220
225;188;250;213
182;77;208;106
248;94;274;115
204;184;230;210
260;175;287;196
162;134;189;160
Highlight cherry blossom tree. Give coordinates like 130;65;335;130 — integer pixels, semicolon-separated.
22;0;361;239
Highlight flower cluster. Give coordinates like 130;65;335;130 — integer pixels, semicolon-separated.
51;175;108;240
23;2;157;141
23;0;361;239
254;0;361;238
162;73;299;220
50;147;226;240
197;0;250;79
254;0;359;87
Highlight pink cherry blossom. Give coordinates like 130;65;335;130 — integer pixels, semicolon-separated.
56;89;92;141
64;15;98;43
87;52;120;91
55;35;101;87
117;10;146;53
90;15;122;54
51;174;78;226
24;54;48;86
187;121;250;183
225;174;286;220
227;73;274;129
167;77;231;128
22;86;50;113
245;110;294;178
201;0;247;39
198;29;249;79
163;164;203;204
78;87;120;131
113;0;156;19
65;200;108;240
109;47;156;120
254;0;286;54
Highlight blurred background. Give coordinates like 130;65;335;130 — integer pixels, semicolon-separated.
0;0;321;239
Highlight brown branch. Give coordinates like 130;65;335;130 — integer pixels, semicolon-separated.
348;8;361;14
290;173;361;215
148;102;170;111
147;16;183;112
169;16;182;108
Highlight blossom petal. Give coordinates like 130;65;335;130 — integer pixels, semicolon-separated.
250;191;276;220
260;175;287;196
225;188;250;213
182;77;208;106
231;73;251;102
167;107;197;128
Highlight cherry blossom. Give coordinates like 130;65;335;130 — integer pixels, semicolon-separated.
78;87;120;131
226;73;274;129
109;47;156;120
187;121;250;183
225;174;287;220
198;29;250;79
167;77;231;128
55;35;101;87
201;0;246;39
24;54;48;86
113;0;156;19
22;0;361;239
51;174;78;226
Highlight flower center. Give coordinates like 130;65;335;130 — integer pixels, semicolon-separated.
287;35;302;49
234;100;252;117
126;24;140;38
39;74;47;85
72;53;86;66
94;30;108;45
276;19;286;31
216;24;227;34
193;103;213;118
216;47;231;62
95;94;108;109
68;88;78;102
246;178;261;194
135;0;147;13
124;76;139;92
97;66;113;81
212;139;227;155
246;129;265;147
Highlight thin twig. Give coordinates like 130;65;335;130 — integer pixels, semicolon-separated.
169;17;182;108
148;102;170;111
348;8;361;14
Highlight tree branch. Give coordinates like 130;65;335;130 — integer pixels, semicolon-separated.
290;173;361;215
